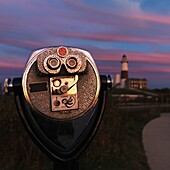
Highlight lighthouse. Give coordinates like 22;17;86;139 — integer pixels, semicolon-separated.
121;54;128;88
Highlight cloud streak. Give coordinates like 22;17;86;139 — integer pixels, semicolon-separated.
0;58;25;68
92;49;170;65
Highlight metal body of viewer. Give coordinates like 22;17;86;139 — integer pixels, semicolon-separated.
4;46;111;170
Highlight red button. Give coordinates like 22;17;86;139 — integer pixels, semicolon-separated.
58;47;68;56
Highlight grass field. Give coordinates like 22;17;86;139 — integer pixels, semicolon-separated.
0;94;169;170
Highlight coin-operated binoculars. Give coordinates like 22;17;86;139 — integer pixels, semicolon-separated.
4;46;112;170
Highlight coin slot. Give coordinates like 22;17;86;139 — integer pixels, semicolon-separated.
29;82;48;93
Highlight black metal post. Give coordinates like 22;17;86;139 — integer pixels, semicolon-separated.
54;160;79;170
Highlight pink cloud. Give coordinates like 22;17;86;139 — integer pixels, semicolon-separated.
98;61;170;75
126;51;170;64
98;66;120;73
130;67;170;74
0;38;53;50
50;30;170;45
127;12;170;26
91;49;170;65
0;58;25;68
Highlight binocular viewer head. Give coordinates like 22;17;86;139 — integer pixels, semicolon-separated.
23;46;100;120
5;46;110;162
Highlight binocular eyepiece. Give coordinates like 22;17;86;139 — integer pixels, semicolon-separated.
40;47;87;74
4;46;111;166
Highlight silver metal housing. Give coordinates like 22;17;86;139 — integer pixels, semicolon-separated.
22;46;100;120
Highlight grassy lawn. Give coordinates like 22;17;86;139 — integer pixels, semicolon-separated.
0;94;169;170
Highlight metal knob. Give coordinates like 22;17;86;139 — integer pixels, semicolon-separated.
4;78;13;95
107;75;113;89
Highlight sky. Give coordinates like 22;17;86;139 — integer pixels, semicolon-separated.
1;0;170;88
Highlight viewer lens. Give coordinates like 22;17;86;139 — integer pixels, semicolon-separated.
66;57;77;69
47;58;60;69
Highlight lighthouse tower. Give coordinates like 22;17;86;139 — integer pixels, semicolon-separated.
121;54;128;88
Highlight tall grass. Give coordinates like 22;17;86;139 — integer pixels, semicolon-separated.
0;94;169;170
0;96;52;170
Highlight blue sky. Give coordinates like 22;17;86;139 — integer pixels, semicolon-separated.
1;0;170;88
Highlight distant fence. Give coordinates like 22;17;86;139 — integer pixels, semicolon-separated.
112;93;170;105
